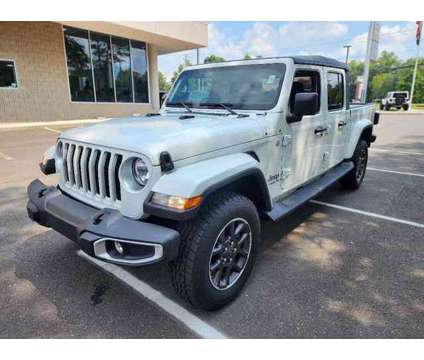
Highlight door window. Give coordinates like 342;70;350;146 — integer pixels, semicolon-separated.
289;70;321;115
327;72;344;111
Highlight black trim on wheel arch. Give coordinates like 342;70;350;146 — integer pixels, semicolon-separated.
360;125;375;146
144;168;272;221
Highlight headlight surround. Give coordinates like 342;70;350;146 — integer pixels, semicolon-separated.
132;158;150;187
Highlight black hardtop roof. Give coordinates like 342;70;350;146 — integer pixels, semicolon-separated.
197;55;348;71
290;55;348;70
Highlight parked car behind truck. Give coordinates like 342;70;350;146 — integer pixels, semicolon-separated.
380;91;410;111
28;56;378;310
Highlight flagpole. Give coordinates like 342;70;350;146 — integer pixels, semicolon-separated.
409;21;422;112
409;39;421;111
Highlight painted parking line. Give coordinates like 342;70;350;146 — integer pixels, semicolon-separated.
370;148;424;156
310;200;424;229
44;126;62;134
0;151;13;160
77;250;227;339
367;167;424;178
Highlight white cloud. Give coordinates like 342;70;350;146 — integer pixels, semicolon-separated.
205;21;349;59
159;22;418;81
347;22;416;60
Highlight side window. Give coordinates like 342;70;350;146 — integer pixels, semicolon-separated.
289;70;320;114
327;72;344;111
0;60;18;88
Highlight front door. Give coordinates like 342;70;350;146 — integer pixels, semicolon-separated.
280;67;329;191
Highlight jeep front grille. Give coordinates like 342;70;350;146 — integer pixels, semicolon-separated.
60;141;123;202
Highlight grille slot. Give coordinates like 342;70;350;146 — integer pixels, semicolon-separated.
61;142;123;203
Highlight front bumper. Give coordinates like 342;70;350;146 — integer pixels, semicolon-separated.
26;179;180;266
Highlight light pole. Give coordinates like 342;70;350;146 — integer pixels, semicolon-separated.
344;45;352;65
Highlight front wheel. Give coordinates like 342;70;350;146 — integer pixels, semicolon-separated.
170;191;260;310
340;140;368;190
402;104;409;111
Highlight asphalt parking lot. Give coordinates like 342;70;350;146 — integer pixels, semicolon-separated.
0;113;423;338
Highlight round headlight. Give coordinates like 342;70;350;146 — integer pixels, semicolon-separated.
132;158;150;187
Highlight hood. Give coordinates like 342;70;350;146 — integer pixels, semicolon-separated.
60;113;264;165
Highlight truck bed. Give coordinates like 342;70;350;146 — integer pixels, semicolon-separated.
350;102;376;123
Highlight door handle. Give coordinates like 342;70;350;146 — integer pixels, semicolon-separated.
314;127;328;136
338;121;347;128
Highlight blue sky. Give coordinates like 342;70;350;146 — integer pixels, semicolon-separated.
159;21;419;80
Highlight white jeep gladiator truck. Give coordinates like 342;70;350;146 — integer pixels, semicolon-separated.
27;56;379;310
380;91;410;111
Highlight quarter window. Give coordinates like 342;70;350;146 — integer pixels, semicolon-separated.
0;60;18;88
63;26;149;104
327;72;344;111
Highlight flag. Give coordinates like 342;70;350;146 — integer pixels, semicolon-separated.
417;21;423;46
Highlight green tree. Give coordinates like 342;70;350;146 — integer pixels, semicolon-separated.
159;71;171;92
368;51;401;101
203;54;225;64
397;58;424;103
347;51;424;103
170;56;192;84
243;53;253;60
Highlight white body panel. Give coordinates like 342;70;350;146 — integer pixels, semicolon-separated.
47;57;375;219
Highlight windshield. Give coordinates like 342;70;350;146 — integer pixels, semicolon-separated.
393;92;408;98
166;63;286;111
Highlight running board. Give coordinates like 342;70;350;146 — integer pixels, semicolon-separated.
265;162;354;222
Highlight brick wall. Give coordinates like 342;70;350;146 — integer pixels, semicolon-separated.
0;22;158;123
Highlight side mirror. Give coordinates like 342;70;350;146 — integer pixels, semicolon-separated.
293;92;319;117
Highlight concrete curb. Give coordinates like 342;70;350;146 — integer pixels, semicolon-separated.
0;118;109;130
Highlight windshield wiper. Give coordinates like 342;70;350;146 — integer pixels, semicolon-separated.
199;102;238;115
180;101;193;113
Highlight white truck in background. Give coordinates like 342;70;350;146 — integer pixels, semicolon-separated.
27;56;378;310
380;91;410;111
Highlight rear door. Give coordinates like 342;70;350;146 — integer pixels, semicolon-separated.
325;69;349;168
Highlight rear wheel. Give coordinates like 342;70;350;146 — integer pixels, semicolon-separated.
340;140;368;190
170;191;260;310
402;104;409;111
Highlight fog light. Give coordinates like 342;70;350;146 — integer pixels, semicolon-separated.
114;241;124;255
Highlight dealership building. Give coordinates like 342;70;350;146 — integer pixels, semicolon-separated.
0;22;207;123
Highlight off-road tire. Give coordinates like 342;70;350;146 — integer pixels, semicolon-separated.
379;103;384;110
385;105;390;111
402;104;409;111
340;139;368;190
169;191;260;310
